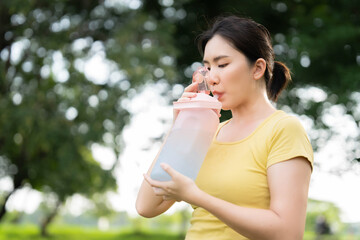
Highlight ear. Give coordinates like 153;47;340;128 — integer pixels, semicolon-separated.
252;58;266;80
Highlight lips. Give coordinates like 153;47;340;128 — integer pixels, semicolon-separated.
212;91;224;100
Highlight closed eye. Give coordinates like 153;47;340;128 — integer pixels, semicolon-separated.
206;63;228;71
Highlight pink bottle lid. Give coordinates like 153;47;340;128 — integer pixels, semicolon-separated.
173;93;222;110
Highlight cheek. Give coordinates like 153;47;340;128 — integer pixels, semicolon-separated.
223;68;245;91
222;67;253;105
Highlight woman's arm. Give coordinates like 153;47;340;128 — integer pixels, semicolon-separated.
144;157;312;239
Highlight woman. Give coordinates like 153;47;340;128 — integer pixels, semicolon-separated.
136;15;313;240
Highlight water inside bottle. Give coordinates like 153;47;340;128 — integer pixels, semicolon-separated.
150;128;214;181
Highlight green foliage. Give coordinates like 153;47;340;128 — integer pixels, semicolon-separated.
0;0;179;220
87;194;116;219
0;223;359;240
0;224;182;240
306;199;344;235
129;208;191;235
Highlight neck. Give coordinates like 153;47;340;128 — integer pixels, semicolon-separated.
230;92;276;125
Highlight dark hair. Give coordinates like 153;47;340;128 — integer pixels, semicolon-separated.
197;16;291;101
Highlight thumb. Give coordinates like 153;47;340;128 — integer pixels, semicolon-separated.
184;82;199;93
161;163;178;178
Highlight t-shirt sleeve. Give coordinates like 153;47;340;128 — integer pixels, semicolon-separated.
267;116;314;170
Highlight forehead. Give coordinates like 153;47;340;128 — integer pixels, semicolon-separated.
203;35;238;60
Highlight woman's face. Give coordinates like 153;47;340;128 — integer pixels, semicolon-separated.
203;34;257;110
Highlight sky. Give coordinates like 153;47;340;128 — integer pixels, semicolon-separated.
2;81;360;224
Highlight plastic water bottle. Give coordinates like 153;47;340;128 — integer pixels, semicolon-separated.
150;67;222;181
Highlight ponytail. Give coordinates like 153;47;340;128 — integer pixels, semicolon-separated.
267;61;291;102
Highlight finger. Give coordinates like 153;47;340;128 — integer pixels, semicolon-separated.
193;73;203;83
162;195;181;202
177;92;197;103
152;187;168;196
160;163;179;179
162;195;175;201
184;82;198;92
143;174;168;189
181;92;197;98
214;109;222;118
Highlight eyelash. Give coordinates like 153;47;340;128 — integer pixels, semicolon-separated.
206;63;228;71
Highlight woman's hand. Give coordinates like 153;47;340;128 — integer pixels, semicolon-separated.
177;82;199;102
143;163;201;204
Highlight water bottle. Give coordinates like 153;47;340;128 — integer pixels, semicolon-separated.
150;67;222;181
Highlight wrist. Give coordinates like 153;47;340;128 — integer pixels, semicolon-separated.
188;186;208;207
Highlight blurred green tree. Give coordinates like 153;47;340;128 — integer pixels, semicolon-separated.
306;199;344;235
0;0;178;234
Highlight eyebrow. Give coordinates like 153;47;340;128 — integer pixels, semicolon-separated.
203;55;230;64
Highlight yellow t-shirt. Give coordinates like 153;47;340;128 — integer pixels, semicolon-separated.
185;110;313;240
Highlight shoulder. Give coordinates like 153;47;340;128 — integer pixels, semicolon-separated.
266;111;314;170
271;111;307;136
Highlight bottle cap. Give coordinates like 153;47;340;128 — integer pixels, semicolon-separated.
192;67;211;94
173;66;222;111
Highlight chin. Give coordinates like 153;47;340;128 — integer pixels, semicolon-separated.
220;104;231;111
221;102;241;111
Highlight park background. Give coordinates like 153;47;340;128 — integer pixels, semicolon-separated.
0;0;360;239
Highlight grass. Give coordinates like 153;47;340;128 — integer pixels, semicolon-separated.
0;224;183;240
0;224;359;240
303;231;360;240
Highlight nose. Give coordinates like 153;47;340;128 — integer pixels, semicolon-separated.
206;69;220;89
